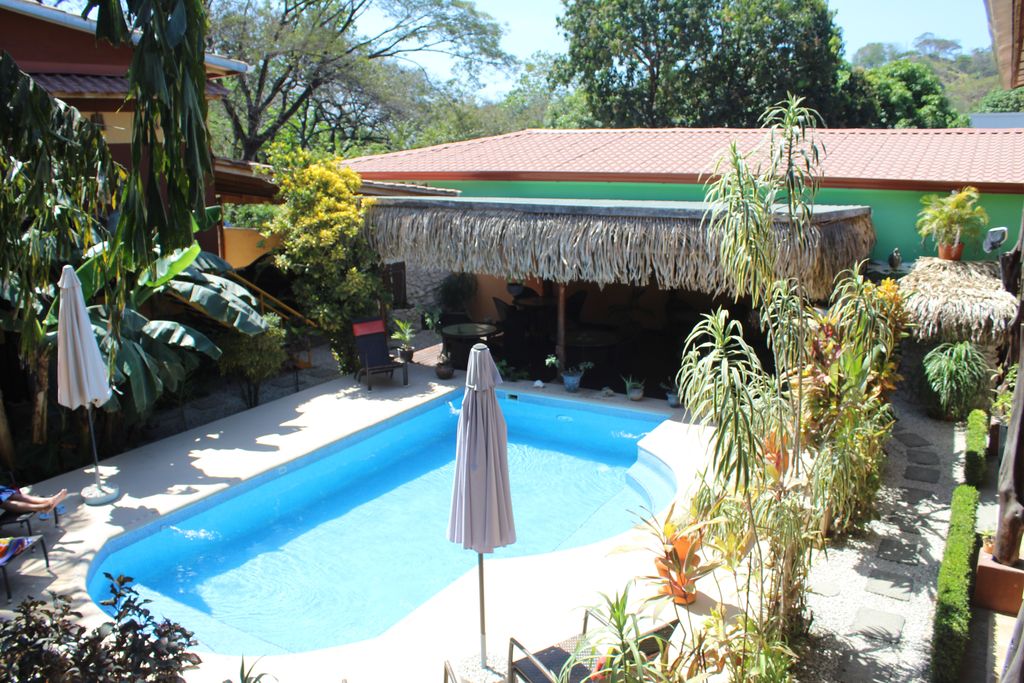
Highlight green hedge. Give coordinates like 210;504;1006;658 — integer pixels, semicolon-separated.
932;484;980;683
963;410;988;487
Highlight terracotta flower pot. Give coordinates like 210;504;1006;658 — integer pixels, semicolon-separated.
938;243;964;261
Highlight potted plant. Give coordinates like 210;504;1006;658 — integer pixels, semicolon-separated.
435;349;454;380
545;355;593;392
982;529;996;555
391;319;415;362
660;378;681;408
916;186;988;261
622;375;645;401
922;341;991;420
648;506;721;606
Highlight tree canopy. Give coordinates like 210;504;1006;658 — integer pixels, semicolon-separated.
863;60;968;128
207;0;509;160
554;0;845;128
978;87;1024;112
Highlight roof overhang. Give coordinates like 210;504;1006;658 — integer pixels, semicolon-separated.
0;0;248;77
363;197;876;301
34;73;229;99
355;170;1024;195
212;159;462;205
986;0;1024;89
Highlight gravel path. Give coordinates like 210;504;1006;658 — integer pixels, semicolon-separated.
794;394;960;682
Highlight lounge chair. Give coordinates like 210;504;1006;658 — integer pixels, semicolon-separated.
352;318;408;390
0;535;49;602
0;472;60;535
506;611;677;683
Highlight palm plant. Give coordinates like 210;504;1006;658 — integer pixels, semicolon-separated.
916;186;988;253
924;341;991;420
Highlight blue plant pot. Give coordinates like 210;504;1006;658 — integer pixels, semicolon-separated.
562;373;583;392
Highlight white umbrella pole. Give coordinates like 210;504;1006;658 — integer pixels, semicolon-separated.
81;405;118;505
478;552;486;668
87;406;102;489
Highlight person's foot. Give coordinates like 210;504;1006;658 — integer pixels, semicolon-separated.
47;489;67;511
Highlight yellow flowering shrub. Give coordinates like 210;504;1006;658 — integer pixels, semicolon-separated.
267;147;388;370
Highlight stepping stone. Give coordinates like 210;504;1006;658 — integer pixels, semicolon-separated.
850;607;905;643
886;512;922;535
865;569;915;601
810;580;841;597
896;432;930;448
904;465;940;483
878;538;920;565
900;487;937;505
906;448;940;465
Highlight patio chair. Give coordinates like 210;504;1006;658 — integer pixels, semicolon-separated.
0;535;50;602
506;611;678;683
352;318;408;390
493;297;512;323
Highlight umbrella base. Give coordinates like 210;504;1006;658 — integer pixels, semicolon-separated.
82;482;119;506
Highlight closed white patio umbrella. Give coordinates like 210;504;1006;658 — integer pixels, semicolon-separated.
448;343;516;668
57;264;118;505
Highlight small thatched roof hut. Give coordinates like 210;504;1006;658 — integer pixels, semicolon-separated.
899;257;1017;346
364;197;875;301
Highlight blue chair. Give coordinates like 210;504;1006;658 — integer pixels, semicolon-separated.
352;318;408;390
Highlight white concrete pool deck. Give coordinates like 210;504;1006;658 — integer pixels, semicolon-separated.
1;364;716;682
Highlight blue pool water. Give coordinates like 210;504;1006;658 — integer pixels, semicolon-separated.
87;392;673;655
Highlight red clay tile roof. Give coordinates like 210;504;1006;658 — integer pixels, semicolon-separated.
345;128;1024;194
32;73;230;99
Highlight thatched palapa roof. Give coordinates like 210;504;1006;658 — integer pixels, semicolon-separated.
364;197;875;300
899;257;1018;346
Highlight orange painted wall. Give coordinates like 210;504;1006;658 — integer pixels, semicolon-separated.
224;227;281;269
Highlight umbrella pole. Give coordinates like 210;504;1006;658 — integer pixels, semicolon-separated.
478;552;486;668
87;405;102;489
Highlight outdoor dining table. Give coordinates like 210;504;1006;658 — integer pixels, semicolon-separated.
441;323;499;370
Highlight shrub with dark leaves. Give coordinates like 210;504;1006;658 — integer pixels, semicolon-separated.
0;573;200;682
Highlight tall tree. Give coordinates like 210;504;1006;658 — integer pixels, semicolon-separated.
207;0;508;160
851;42;903;68
555;0;844;128
977;87;1024;113
864;60;968;128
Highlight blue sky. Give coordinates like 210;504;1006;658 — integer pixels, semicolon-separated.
412;0;995;98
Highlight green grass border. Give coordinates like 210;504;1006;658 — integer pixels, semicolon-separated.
931;484;980;683
963;410;988;487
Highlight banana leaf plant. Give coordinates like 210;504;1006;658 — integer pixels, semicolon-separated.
0;241;268;442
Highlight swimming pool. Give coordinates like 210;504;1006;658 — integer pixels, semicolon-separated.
87;391;674;655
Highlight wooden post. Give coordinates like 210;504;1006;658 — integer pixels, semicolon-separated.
996;210;1024;564
556;283;567;373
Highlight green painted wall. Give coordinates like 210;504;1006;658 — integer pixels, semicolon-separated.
420;179;1024;262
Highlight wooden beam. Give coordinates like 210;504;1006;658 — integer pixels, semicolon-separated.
556;283;566;373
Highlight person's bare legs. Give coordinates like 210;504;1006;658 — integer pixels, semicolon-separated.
1;488;67;514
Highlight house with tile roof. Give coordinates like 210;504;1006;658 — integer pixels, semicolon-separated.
0;0;249;256
346;127;1024;263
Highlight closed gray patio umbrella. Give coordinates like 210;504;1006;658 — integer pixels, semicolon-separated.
57;264;118;505
448;343;516;668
